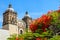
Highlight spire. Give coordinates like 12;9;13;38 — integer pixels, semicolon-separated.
7;4;14;12
25;11;28;15
22;11;32;20
9;4;12;8
25;11;30;17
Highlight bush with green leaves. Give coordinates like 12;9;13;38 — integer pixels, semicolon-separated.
7;30;53;40
7;34;17;40
49;35;60;40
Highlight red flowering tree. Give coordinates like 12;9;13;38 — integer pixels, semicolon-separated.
30;14;52;33
29;14;53;40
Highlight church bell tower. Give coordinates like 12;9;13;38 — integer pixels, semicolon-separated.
2;4;18;35
2;4;17;30
3;4;17;26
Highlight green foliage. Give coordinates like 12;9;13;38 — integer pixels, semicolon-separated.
49;35;60;40
7;30;53;40
7;34;17;40
19;32;34;40
51;11;58;24
35;29;43;34
50;11;60;28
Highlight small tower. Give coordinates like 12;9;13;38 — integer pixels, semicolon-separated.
2;4;18;35
22;11;32;32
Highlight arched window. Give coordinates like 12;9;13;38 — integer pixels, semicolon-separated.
20;30;23;34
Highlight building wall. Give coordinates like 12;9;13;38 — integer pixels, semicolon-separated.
2;24;9;30
17;20;26;34
9;24;18;35
0;29;10;40
3;24;18;35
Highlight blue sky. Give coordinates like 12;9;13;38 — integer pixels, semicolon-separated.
0;0;60;28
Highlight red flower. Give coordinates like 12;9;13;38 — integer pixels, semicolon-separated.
16;37;18;40
36;37;42;40
47;10;52;14
57;9;60;13
29;14;52;33
30;24;38;32
37;18;42;24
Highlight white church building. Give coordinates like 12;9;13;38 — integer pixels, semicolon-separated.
0;4;32;40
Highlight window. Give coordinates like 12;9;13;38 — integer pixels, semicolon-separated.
20;30;23;34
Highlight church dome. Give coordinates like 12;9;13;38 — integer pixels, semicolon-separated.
24;11;30;18
6;4;14;12
7;8;14;12
22;11;32;21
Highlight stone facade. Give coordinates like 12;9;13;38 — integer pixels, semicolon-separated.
2;4;32;35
